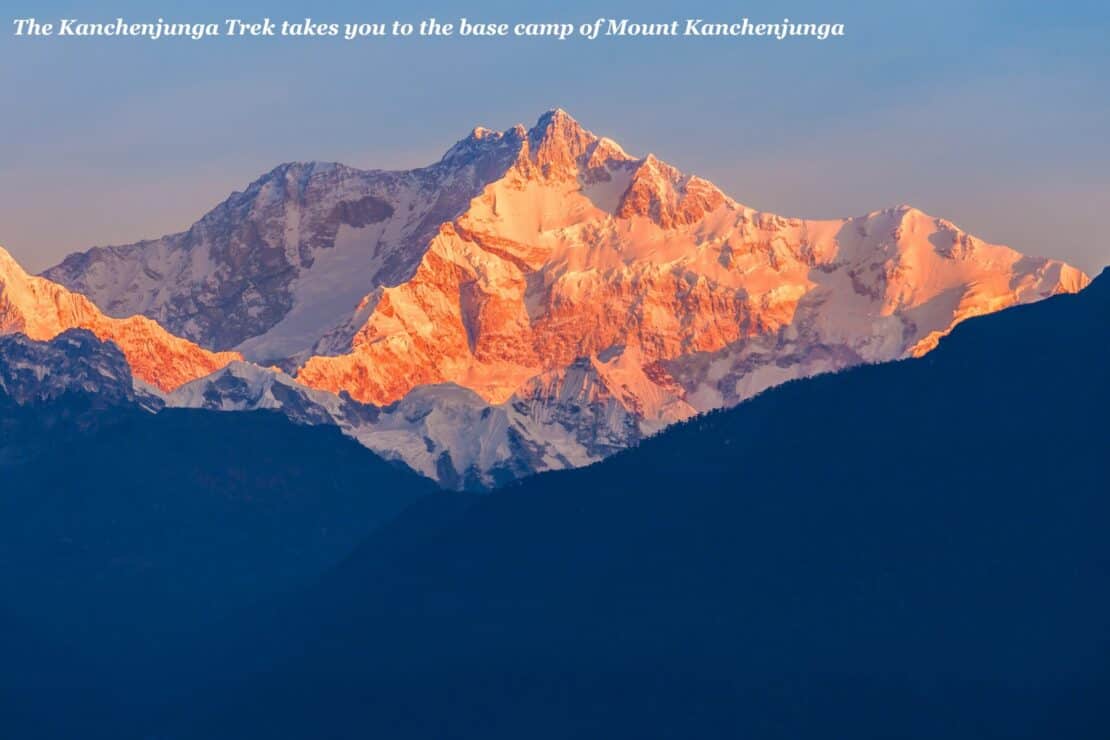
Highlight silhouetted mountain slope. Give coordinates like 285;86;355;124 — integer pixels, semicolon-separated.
0;329;144;465
0;333;441;734
171;270;1109;739
0;605;126;739
1;408;436;639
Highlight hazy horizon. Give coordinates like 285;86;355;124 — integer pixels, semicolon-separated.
2;0;1108;274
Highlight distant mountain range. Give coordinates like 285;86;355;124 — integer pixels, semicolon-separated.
0;107;1105;735
0;109;1085;486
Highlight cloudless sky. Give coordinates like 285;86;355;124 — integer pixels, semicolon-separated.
1;0;1107;273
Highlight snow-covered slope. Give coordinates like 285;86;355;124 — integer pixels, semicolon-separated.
1;246;239;391
293;111;1088;413
40;110;1090;486
165;361;644;489
44;132;525;359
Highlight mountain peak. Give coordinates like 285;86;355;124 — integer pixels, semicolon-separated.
1;244;240;391
529;107;587;139
441;110;631;180
615;155;731;227
441;125;511;163
0;244;40;329
535;107;575;126
0;244;24;279
525;108;599;177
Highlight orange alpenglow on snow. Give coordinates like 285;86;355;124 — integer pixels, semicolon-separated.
295;109;1089;406
0;246;240;391
21;110;1092;487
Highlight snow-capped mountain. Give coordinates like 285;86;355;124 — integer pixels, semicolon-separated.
38;110;1090;486
293;111;1087;410
0;247;239;392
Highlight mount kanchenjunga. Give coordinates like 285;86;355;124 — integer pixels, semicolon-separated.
40;110;1088;486
0;246;239;392
291;109;1086;410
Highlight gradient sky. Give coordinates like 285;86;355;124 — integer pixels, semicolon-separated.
1;0;1107;274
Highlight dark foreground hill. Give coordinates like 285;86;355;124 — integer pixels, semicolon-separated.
2;272;1107;739
0;334;440;734
155;271;1110;739
0;408;436;639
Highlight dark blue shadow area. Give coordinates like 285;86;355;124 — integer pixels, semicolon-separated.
2;271;1108;739
164;271;1110;738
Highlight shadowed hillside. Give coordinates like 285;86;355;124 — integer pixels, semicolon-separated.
2;272;1106;739
0;337;441;734
168;270;1109;739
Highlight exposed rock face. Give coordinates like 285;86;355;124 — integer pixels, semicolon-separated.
1;247;239;392
0;329;135;407
0;329;151;467
293;111;1088;415
40;109;1091;486
44;131;526;357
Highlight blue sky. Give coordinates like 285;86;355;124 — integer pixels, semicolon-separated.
1;0;1107;273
